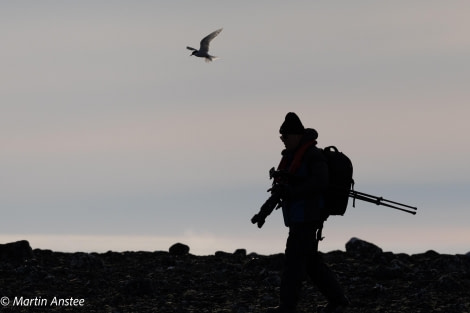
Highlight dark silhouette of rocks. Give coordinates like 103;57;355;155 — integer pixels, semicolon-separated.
169;242;190;256
0;239;469;312
346;237;383;257
0;240;33;264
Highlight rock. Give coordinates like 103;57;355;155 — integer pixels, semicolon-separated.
345;237;383;256
373;263;404;280
215;251;231;257
233;249;247;257
424;249;440;257
70;252;104;271
169;242;190;255
436;274;462;292
0;240;34;263
121;278;155;296
1;238;470;312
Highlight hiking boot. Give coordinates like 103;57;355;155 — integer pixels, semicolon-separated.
266;305;297;313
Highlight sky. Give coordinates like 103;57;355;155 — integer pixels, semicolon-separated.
2;1;469;255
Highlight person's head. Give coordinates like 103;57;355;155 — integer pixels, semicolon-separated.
279;112;304;151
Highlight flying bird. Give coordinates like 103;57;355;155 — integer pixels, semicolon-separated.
187;28;223;62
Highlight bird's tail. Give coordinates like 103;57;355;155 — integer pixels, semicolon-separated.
205;55;219;62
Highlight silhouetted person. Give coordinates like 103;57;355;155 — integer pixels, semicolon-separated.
261;113;349;313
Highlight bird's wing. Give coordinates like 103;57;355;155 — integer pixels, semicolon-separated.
199;28;222;53
186;46;197;51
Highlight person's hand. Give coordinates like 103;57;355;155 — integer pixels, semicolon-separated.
251;213;266;228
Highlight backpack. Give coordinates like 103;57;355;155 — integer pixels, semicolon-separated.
322;146;354;217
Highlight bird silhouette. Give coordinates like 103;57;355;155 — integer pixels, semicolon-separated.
187;28;223;62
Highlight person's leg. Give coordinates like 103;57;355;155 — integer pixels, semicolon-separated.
279;225;308;310
306;235;349;309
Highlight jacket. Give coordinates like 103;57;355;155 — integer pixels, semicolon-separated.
280;129;329;226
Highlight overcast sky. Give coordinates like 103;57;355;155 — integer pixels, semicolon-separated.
2;1;469;255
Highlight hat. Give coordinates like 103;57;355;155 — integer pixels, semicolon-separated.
279;112;305;135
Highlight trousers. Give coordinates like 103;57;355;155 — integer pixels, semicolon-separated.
280;223;346;309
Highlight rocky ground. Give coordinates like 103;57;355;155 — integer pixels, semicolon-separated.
1;239;469;313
